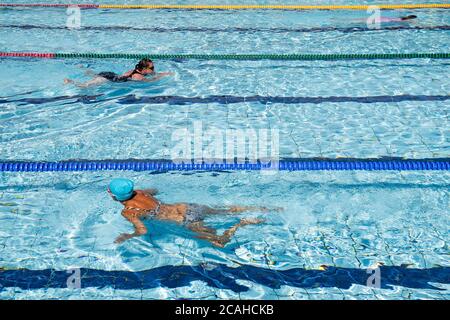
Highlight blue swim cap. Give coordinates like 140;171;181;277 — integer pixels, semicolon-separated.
109;178;134;201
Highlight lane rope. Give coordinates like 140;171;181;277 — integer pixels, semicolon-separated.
1;52;449;61
0;3;98;8
0;3;450;10
1;159;449;172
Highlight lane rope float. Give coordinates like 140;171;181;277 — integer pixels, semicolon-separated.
0;159;449;172
1;3;450;10
1;52;449;61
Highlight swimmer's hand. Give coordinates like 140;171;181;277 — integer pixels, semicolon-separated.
114;233;135;244
115;215;148;244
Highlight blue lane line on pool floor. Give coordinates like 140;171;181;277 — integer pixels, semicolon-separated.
0;264;448;292
1;94;449;106
1;24;449;33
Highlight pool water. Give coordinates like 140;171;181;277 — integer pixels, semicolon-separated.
0;1;449;300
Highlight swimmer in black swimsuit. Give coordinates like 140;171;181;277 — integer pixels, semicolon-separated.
108;178;283;247
64;58;173;88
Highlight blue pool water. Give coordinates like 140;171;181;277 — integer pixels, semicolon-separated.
0;1;449;299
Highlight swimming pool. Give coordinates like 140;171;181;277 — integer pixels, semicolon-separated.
0;1;449;300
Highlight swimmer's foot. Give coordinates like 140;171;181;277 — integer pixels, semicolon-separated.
228;206;247;213
239;218;266;226
228;206;283;213
195;233;227;248
211;239;226;248
64;78;74;85
259;206;284;213
207;218;266;248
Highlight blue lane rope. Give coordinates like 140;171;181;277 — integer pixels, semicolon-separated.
0;159;449;172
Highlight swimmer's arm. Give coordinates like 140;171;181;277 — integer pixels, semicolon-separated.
135;72;174;82
120;70;133;77
156;72;174;77
114;211;148;244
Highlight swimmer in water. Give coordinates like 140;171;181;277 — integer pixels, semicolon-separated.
353;14;417;24
64;58;173;88
377;15;417;23
108;178;282;247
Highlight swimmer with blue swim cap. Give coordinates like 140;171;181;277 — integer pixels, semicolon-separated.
108;178;135;201
109;178;282;247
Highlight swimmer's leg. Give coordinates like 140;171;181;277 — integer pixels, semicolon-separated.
188;219;265;248
84;69;98;77
205;205;283;215
187;221;222;247
77;65;98;77
64;76;108;88
187;221;217;235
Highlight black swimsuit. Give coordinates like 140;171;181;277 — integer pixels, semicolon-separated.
97;69;144;82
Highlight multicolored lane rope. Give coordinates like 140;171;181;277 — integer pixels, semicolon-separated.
1;52;450;61
0;3;450;10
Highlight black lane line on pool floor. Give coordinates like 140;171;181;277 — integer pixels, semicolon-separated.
1;24;449;33
1;94;449;106
0;264;448;292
